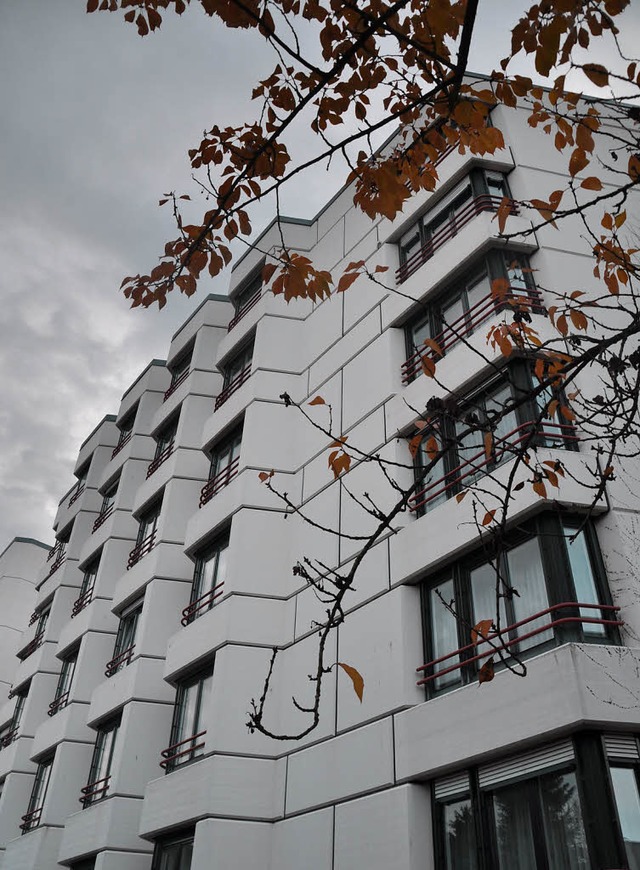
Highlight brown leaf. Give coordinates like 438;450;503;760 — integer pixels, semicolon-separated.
569;148;589;177
408;433;423;459
582;63;609;88
337;662;364;702
86;0;99;10
424;435;439;463
309;396;325;406
421;355;436;378
580;176;603;191
478;657;495;685
329;452;351;479
484;432;493;460
628;155;640;182
471;619;493;645
532;479;548;498
456;490;467;504
337;271;360;293
258;470;274;482
482;509;497;526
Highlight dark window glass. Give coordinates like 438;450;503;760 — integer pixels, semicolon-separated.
210;426;242;482
108;600;142;675
166;672;212;771
155;415;179;459
100;480;118;515
442;797;477;870
83;719;119;806
234;274;261;313
611;766;640;870
136;499;162;547
223;342;253;389
52;650;77;709
187;537;229;622
169;346;192;386
22;756;53;832
153;833;194;870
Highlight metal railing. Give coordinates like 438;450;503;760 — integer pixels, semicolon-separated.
17;632;45;661
68;483;85;508
80;775;111;807
181;582;225;626
0;728;18;750
396;195;519;284
146;442;175;478
127;530;156;569
160;730;207;770
401;285;544;384
48;692;70;717
92;503;114;533
199;458;239;507
410;420;578;514
28;610;38;627
214;364;252;411
111;429;132;459
164;367;190;401
105;645;135;678
20;806;43;833
228;289;262;332
416;601;623;687
71;585;94;618
45;553;66;580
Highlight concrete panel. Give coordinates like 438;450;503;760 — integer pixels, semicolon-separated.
58;797;150;865
192;818;272;870
271;807;334;870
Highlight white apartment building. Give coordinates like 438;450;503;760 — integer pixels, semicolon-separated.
2;95;640;870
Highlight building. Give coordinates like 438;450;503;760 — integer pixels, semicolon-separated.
1;94;640;870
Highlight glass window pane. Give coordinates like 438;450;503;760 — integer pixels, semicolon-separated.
443;798;478;870
563;526;606;637
465;272;492;332
506;538;552;651
492;781;537;870
539;770;591;870
441;295;465;339
400;226;422;264
611;767;640;870
417;432;448;511
484;383;518;453
409;313;432;350
470;561;508;638
429;580;460;689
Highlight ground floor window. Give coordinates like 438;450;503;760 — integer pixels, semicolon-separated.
152;831;194;869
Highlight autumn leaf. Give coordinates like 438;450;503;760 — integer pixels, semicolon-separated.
421;355;436;378
484;432;493;460
471;619;493;644
628;155;640;182
478;657;495;685
569;148;589;177
337;662;364;702
258;470;274;482
582;63;609;88
337;271;361;293
309;396;325;406
328;451;351;478
424;435;439;462
456;490;467;504
580;176;603;191
532;478;547;498
482;509;497;526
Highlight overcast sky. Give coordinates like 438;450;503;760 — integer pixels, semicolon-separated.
1;1;638;549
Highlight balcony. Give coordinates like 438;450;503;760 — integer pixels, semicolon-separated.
401;285;545;384
17;631;45;661
146;442;175;478
71;585;94;618
228;288;261;332
47;541;64;562
181;582;224;626
92;503;114;533
410;420;578;514
127;530;156;570
48;692;70;717
164;368;189;402
199;458;239;507
44;553;66;580
160;730;206;772
20;806;43;834
417;601;622;688
111;430;132;460
214;364;251;411
68;483;85;508
0;728;18;750
105;645;135;678
80;775;110;808
396;195;519;285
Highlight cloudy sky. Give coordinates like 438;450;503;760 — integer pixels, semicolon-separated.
1;1;638;548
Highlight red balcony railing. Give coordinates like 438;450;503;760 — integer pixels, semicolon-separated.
45;553;66;580
71;585;94;618
17;632;45;661
20;806;43;833
164;367;190;401
214;364;252;411
80;775;111;807
146;442;175;478
47;541;64;562
48;692;70;717
228;289;262;332
92;503;114;533
416;601;623;687
199;458;239;507
28;610;38;627
105;645;135;678
181;582;225;626
111;429;132;459
160;730;207;770
0;728;18;750
127;530;156;569
410;420;579;514
401;286;544;384
396;195;519;284
68;483;85;508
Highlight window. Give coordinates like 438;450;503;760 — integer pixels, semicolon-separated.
164;345;193;400
200;425;242;506
72;555;100;616
68;462;89;507
105;599;142;677
182;535;229;624
228;272;262;331
69;860;96;870
93;479;118;532
21;756;53;833
148;413;179;477
128;497;162;568
398;169;513;282
403;251;539;383
111;406;137;459
161;671;212;772
46;523;71;577
81;718;119;807
48;648;77;716
18;607;50;660
152;831;194;870
411;362;577;514
610;767;640;868
418;516;618;694
1;683;28;748
214;341;253;410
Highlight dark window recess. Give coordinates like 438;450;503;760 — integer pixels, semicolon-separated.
93;479;118;532
228;273;262;332
397;168;516;283
161;671;212;772
18;607;50;660
148;414;179;477
72;555;100;617
152;831;195;870
410;362;578;515
21;756;53;833
610;765;640;867
128;498;162;568
402;251;543;384
111;406;137;459
200;425;242;507
46;523;71;577
105;599;142;677
49;649;77;716
418;515;620;694
165;346;193;401
68;463;89;507
182;535;229;625
215;342;253;411
81;718;120;807
1;684;29;748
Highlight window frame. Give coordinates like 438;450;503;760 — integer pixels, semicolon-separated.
106;598;143;677
50;647;78;715
151;830;195;870
22;755;54;833
222;340;253;390
183;533;229;625
82;717;120;807
164;670;212;772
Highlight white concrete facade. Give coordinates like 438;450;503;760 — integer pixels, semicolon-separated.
1;99;640;869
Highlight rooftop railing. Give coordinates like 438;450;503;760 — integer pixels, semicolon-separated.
48;692;70;717
71;585;94;618
80;775;111;808
401;285;544;384
146;442;175;478
181;582;225;626
105;645;135;678
20;806;43;834
416;601;623;687
92;503;114;533
164;367;190;402
127;530;156;570
410;420;578;514
160;730;207;771
199;458;239;507
396;194;519;285
228;288;261;332
111;429;132;460
214;364;251;411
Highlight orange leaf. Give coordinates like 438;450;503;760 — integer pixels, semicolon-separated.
482;509;497;527
337;662;364;702
582;63;609;88
484;432;493;460
421;355;436;378
471;619;493;645
478;657;495;685
258;470;274;482
309;396;325;406
423;338;443;357
424;436;439;463
329;452;351;479
532;479;548;498
337;271;360;293
628;155;640;182
408;434;423;459
570;309;588;330
580;176;603;191
569;148;589;177
456;490;467;504
262;262;278;284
